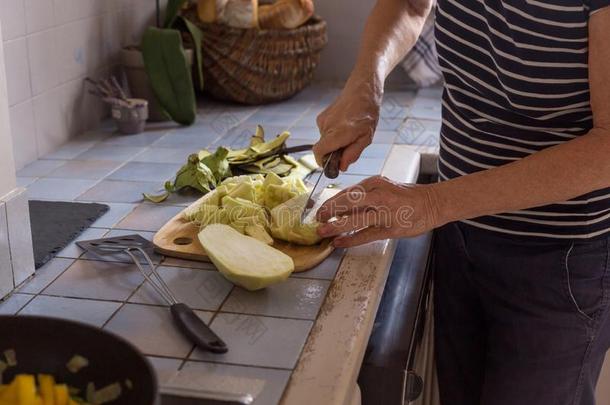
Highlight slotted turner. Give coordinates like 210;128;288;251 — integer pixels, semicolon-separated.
77;234;228;354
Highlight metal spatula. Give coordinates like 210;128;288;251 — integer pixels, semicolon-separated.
77;234;228;354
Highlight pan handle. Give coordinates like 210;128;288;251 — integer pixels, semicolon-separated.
170;303;228;354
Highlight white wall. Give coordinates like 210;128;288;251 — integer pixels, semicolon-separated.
313;0;411;86
0;22;16;197
0;0;165;170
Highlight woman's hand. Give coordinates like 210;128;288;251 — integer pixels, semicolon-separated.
313;76;383;172
316;176;442;247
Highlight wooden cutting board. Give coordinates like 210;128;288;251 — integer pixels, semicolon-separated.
153;206;334;273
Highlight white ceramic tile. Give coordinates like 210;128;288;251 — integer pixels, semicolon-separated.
32;85;75;157
9;101;38;170
0;203;14;299
20;295;121;327
0;0;26;40
24;0;56;33
55;18;94;83
27;30;59;95
5;188;35;285
53;0;104;25
4;38;32;106
55;227;109;259
47;159;123;179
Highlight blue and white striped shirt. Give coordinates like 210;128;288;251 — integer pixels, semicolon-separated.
436;0;610;238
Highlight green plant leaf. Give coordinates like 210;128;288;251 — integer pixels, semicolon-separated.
178;16;205;91
141;27;196;125
164;0;188;28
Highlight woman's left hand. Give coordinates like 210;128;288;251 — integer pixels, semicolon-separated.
316;176;441;248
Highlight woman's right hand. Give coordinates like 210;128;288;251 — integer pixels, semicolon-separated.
313;76;383;172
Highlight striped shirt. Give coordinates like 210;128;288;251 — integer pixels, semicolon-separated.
435;0;610;238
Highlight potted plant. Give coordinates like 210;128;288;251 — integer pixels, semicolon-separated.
121;0;204;125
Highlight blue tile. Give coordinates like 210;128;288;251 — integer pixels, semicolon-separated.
347;158;385;176
77;180;162;203
55;227;109;259
17;159;67;177
18;258;75;294
245;111;302;127
90;203;138;228
0;293;34;315
104;303;212;357
181;362;291;405
222;278;330;320
27;178;97;201
114;203;183;232
107;162;181;183
291;248;345;280
16;177;37;187
132;147;193;164
20;295;121;327
286;126;320;141
47;160;123;179
101;131;166;147
129;266;232;311
43;259;145;301
190;314;313;369
74;145;146;162
154;130;223;149
373;130;397;144
360;144;391;159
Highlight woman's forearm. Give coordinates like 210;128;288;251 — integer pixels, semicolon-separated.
431;128;610;226
348;0;433;88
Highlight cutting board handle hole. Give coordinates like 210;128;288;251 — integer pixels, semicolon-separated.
173;237;193;246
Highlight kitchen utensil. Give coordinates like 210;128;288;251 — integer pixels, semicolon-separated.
77;234;228;354
0;315;158;405
300;150;342;222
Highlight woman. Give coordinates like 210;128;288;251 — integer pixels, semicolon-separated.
312;0;610;403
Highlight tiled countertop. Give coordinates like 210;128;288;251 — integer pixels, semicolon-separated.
1;85;440;404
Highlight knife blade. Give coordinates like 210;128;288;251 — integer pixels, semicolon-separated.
300;150;342;222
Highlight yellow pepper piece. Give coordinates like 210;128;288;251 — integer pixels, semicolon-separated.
53;385;68;405
37;374;55;405
0;381;17;402
14;374;37;404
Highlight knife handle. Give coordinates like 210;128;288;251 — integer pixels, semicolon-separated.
324;150;342;179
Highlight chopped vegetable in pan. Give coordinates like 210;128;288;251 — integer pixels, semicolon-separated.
0;350;130;405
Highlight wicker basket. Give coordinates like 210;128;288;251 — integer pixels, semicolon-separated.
182;7;327;105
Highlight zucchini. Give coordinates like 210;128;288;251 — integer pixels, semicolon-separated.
198;224;294;290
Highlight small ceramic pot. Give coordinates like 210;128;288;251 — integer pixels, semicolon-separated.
111;98;149;135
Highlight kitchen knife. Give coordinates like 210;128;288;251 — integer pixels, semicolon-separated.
300;150;342;222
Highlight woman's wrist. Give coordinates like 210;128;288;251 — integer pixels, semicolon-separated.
345;68;385;104
423;182;457;229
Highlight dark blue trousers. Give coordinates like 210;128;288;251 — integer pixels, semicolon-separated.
433;222;610;405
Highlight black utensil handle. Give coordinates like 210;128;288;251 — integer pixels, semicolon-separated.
324;150;342;179
282;144;314;154
170;303;228;354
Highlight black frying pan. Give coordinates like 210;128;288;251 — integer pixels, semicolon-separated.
0;315;158;405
